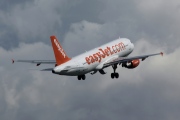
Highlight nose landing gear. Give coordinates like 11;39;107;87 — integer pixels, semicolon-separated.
111;64;119;79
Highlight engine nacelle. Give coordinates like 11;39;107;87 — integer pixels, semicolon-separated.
122;59;140;69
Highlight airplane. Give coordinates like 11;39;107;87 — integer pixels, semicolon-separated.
13;35;163;80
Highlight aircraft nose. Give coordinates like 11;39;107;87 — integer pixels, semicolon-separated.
131;43;134;50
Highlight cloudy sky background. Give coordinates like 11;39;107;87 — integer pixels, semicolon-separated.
0;0;180;120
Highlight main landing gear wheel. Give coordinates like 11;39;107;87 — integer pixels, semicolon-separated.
111;73;119;79
82;75;86;80
111;64;119;79
77;75;86;80
78;76;81;80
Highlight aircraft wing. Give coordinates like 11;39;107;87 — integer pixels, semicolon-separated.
13;60;56;66
103;52;163;68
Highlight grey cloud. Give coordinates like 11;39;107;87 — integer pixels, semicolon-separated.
0;38;180;120
0;0;33;11
98;0;180;51
63;21;103;56
1;0;179;51
0;0;180;120
0;0;104;50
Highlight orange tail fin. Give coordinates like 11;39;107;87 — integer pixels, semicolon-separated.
50;35;71;65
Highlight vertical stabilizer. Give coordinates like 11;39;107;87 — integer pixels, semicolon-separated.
50;35;71;65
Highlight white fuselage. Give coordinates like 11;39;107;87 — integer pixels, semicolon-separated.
53;38;134;76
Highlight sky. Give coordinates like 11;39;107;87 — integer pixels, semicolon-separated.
0;0;180;120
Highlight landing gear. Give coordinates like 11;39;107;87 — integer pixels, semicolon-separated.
77;75;86;80
82;75;86;80
111;64;119;79
111;73;119;79
78;76;81;80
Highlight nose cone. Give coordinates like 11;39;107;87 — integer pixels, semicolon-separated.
131;43;134;50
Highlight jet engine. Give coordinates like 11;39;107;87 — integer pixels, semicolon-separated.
122;59;140;69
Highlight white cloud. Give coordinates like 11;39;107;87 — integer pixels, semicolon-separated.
2;78;20;109
0;36;180;119
64;21;103;56
136;0;180;14
136;0;164;13
4;0;62;40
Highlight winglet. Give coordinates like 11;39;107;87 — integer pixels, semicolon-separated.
12;59;15;64
160;52;163;56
